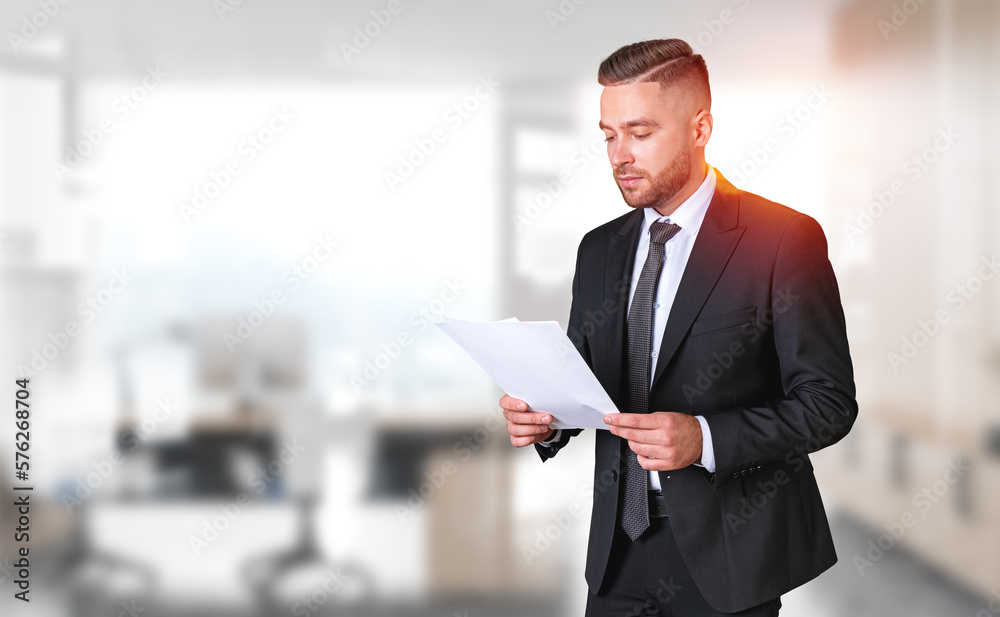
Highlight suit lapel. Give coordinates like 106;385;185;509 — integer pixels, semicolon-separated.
603;209;643;409
650;173;745;391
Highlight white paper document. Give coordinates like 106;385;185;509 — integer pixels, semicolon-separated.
436;316;619;429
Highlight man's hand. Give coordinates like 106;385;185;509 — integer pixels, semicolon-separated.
500;395;555;448
605;412;702;470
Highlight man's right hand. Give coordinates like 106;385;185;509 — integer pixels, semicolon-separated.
500;394;555;447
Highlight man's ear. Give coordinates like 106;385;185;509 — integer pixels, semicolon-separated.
693;110;713;147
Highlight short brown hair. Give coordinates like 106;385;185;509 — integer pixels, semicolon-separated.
597;38;711;109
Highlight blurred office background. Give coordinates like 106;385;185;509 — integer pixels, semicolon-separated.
0;0;998;615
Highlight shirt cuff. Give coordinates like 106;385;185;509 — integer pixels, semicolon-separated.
693;415;716;473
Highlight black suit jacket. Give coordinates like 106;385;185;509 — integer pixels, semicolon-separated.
535;171;858;613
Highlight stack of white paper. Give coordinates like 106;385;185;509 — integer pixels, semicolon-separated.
436;316;619;430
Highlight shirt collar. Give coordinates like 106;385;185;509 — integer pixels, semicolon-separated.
641;165;717;239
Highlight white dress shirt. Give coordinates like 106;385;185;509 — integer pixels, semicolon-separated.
542;165;718;489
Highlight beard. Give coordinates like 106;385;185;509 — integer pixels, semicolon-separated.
614;146;692;210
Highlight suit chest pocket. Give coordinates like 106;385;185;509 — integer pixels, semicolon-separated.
689;306;758;337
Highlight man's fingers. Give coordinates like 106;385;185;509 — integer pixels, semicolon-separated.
611;426;642;441
636;453;675;471
609;425;664;443
628;440;663;458
499;394;528;411
510;433;549;448
499;394;557;448
503;409;552;425
605;412;660;428
499;395;556;426
507;420;551;436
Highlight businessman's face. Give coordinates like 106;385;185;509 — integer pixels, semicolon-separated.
599;81;705;211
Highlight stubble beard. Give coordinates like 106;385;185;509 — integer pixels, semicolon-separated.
615;147;692;210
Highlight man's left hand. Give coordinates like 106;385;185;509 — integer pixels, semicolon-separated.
604;412;702;471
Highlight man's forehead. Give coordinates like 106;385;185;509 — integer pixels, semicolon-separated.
600;82;688;126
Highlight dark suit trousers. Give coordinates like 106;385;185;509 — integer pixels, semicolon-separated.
584;515;781;617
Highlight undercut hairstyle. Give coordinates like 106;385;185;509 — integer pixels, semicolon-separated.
597;38;711;110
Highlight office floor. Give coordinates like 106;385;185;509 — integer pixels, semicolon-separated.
781;511;991;617
2;511;990;617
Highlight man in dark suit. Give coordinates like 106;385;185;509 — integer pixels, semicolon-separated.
501;39;857;616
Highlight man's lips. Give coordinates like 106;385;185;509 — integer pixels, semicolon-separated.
618;175;643;188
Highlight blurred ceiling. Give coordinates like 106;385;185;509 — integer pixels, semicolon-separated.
0;0;851;83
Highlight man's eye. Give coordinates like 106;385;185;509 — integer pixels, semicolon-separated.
634;133;651;140
604;135;615;143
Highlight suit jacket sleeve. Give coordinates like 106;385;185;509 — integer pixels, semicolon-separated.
534;235;588;462
704;214;858;488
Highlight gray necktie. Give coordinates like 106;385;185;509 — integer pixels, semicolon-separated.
621;219;682;542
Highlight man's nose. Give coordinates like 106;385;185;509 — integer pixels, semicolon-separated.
609;140;633;167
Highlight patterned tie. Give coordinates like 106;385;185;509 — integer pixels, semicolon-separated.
621;219;682;541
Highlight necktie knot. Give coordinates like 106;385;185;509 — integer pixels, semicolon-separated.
650;220;682;245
